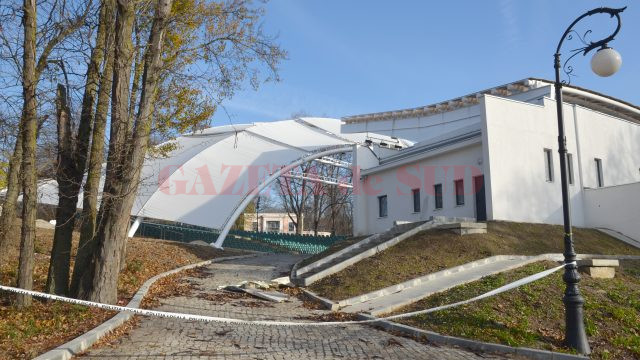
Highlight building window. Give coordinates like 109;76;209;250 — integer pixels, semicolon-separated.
378;195;388;217
412;189;420;213
567;153;574;185
434;184;443;210
288;222;295;232
266;221;280;232
595;158;604;187
454;179;464;206
252;222;258;231
544;148;554;182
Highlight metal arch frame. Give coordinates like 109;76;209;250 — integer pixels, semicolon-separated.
313;156;353;169
282;171;353;189
211;145;355;249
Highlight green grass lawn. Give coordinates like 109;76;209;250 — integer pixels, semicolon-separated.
392;260;640;360
309;221;640;300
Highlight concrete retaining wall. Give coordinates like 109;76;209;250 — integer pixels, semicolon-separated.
584;182;640;242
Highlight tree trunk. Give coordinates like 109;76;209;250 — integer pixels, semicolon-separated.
330;203;337;236
87;0;172;304
116;18;146;273
71;9;115;297
296;176;307;235
312;189;320;236
128;19;143;118
16;0;38;308
84;0;136;304
46;0;114;296
45;84;75;295
0;124;23;265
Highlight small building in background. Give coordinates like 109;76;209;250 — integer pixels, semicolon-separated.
243;212;332;236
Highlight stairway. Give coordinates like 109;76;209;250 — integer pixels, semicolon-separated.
291;217;475;286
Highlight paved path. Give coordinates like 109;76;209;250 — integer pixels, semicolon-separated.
79;254;510;359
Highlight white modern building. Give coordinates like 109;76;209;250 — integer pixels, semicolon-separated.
345;78;640;242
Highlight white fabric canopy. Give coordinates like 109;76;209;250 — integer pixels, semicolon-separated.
132;118;361;230
14;118;407;241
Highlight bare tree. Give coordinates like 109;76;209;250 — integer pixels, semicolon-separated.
46;0;115;296
277;163;313;234
326;154;353;235
0;0;92;305
70;6;116;297
15;0;92;307
305;154;353;236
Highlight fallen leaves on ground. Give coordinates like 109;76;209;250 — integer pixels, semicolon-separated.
279;286;326;310
197;291;248;303
140;268;203;309
0;223;242;359
384;338;403;347
296;311;359;322
230;299;275;308
84;316;141;350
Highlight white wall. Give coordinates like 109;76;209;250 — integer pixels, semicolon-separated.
352;144;383;236
355;143;484;235
483;95;585;226
583;182;640;241
573;106;640;189
483;94;640;227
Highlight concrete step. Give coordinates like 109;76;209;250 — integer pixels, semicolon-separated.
292;221;429;286
436;222;487;235
339;255;544;316
292;217;480;287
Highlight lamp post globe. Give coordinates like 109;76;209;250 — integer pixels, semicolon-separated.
590;46;622;77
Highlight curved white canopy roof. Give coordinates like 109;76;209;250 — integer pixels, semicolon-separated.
18;118;407;236
132;117;361;230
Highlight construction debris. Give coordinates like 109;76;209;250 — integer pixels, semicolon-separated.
217;280;290;303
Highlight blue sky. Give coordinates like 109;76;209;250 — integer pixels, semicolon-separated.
220;1;639;124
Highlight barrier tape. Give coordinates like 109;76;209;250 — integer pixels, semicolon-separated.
0;262;572;326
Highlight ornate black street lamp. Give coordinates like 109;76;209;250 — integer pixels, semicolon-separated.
553;7;625;354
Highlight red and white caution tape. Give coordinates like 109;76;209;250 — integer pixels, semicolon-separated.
0;262;572;326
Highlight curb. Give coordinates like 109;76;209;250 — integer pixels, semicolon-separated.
34;253;257;360
295;219;446;286
290;256;305;283
356;314;588;360
301;289;339;311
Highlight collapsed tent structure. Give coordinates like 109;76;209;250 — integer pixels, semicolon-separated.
18;117;409;248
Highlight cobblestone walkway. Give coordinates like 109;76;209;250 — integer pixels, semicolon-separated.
80;254;510;359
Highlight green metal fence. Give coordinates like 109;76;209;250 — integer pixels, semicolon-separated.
134;220;345;254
